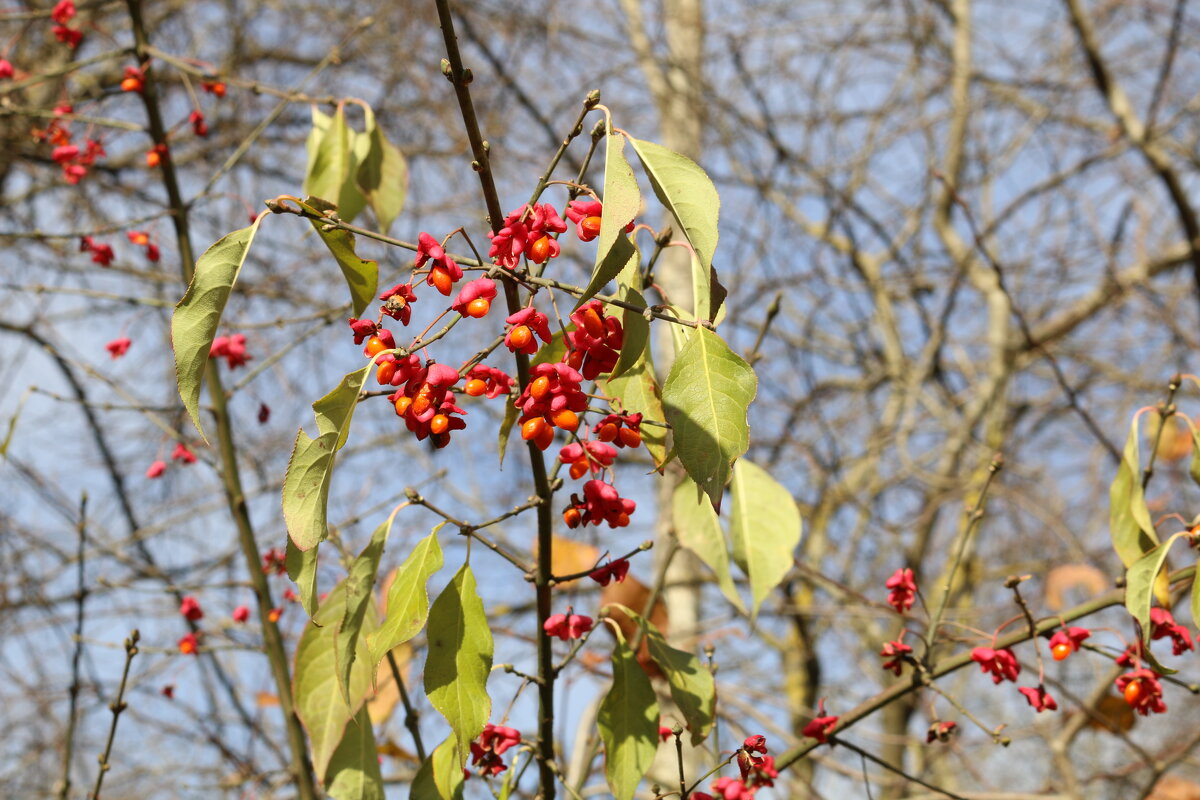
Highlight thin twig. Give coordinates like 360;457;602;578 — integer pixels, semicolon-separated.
59;494;89;800
91;629;139;800
387;650;426;762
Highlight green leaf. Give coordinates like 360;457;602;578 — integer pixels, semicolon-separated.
1188;417;1200;488
661;327;756;507
294;581;376;782
425;564;492;764
305;104;366;223
1110;413;1160;568
602;356;668;469
171;215;265;439
597;628;659;800
355;105;408;234
283;365;372;550
286;536;320;616
411;737;464;800
325;706;384;800
628;137;719;320
578;133;641;306
305;107;333;183
730;460;803;619
1126;532;1188;643
636;616;714;745
672;477;744;612
1192;557;1200;640
368;526;444;667
336;515;396;701
610;287;649;381
295;196;378;317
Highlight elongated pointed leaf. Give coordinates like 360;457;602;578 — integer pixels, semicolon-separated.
411;737;464;800
598;629;659;800
286;536;320;615
1110;413;1159;567
1126;532;1188;643
578;133;641;306
673;477;743;612
628;137;719;320
337;516;396;701
730;460;803;619
603;356;668;468
296;196;378;316
662;327;756;507
325;706;384;800
368;527;444;667
294;581;376;782
305;104;366;222
284;365;371;550
425;565;492;764
627;613;714;745
356;106;408;234
305;107;332;184
171;215;265;439
610;287;649;381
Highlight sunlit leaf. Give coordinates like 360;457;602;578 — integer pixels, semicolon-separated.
336;515;397;701
1110;413;1159;567
1125;532;1187;643
171;215;265;439
411;736;464;800
305;104;366;222
619;607;715;745
425;564;492;764
672;477;743;612
286;536;320;615
355;105;408;234
661;327;755;507
603;356;668;469
610;287;649;381
325;706;384;800
578;133;641;306
368;526;444;667
295;196;378;316
730;459;803;619
283;365;371;550
597;627;658;800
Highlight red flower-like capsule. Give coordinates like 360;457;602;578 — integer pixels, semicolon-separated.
0;60;13;80
189;110;208;137
170;442;197;464
1048;626;1090;661
1018;685;1057;713
201;79;226;97
593;412;643;449
970;647;1020;684
415;232;463;295
487;203;567;268
566;300;624;380
504;306;553;354
105;337;131;359
880;639;913;676
51;0;75;24
926;720;957;743
179;595;204;621
543;610;593;640
120;66;144;93
1150;607;1195;656
145;459;167;479
463;364;514;399
379;283;418;325
885;567;917;614
588;558;630;586
347;317;377;345
574;479;636;528
1117;668;1167;715
261;548;286;575
451;277;497;318
231;605;250;623
209;334;250;368
559;440;617;480
468;723;521;777
177;632;199;655
710;777;754;800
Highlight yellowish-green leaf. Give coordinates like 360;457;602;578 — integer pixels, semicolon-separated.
602;356;668;469
1126;531;1187;644
368;526;444;667
662;327;756;507
578;133;641;306
355;105;408;234
336;515;396;701
730;459;803;619
325;706;384;800
286;536;320;615
628;137;719;320
305;104;366;223
171;215;265;439
411;737;464;800
597;628;658;800
296;196;378;316
610;287;649;381
294;581;376;782
425;564;492;764
283;365;371;550
672;477;743;613
1110;413;1159;567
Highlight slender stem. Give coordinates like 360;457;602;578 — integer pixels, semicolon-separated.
59;494;88;800
387;650;426;762
90;630;139;800
829;736;968;800
123;3;316;796
432;2;558;795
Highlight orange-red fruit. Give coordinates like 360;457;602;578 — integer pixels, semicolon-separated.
581;216;602;239
530;375;551;400
377;361;396;385
430;414;450;435
431;266;453;296
1123;680;1144;707
146;150;162;167
551;408;579;432
365;336;388;357
412;389;433;417
509;324;533;350
1051;643;1072;662
529;235;552;264
619;428;642;448
597;423;618;442
534;425;554;451
569;461;587;480
563;507;582;528
120;77;141;92
466;297;490;318
464;378;486;397
615;512;630;527
394;396;413;416
521;417;547;441
579;307;605;338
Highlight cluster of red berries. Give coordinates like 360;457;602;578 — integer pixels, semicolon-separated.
516;362;587;450
146;442;197;479
51;0;82;49
387;362;466;449
688;735;776;800
174;595;261;658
